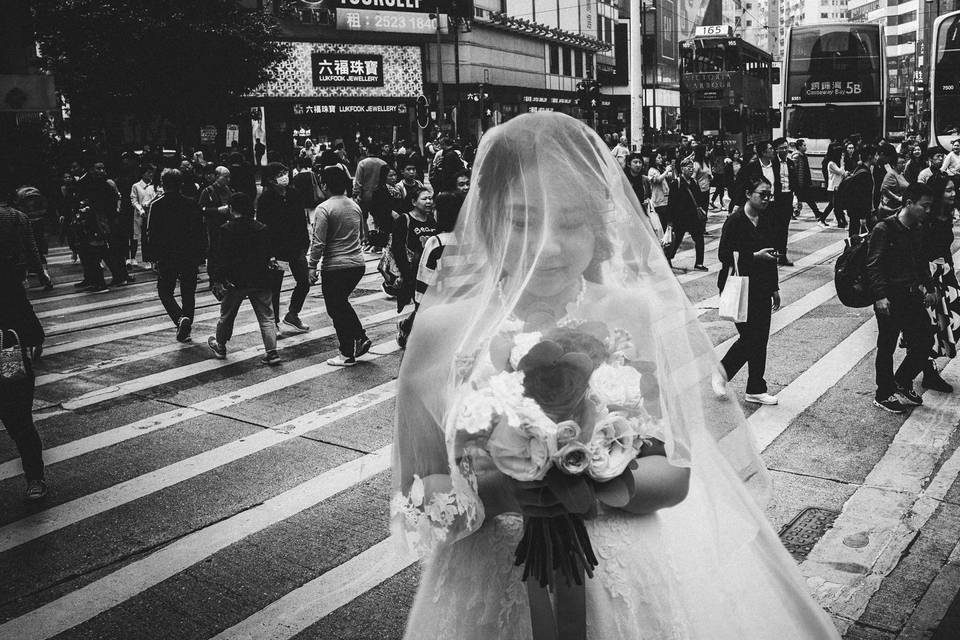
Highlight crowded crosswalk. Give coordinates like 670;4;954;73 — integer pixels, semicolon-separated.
2;212;959;640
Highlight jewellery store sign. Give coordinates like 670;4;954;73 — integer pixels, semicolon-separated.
312;53;383;86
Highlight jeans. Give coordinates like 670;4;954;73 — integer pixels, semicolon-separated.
721;290;774;394
216;287;277;353
874;292;934;400
321;266;367;357
272;250;311;319
666;217;705;265
0;370;44;481
157;258;199;325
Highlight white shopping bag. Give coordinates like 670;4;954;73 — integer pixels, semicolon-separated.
661;224;673;248
719;251;749;323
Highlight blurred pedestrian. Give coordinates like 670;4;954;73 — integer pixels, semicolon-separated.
393;187;436;348
820;146;848;228
845;145;879;237
257;162;312;334
0;193;48;500
791;140;820;221
198;166;233;257
129;164;156;268
918;148;945;184
307;166;370;366
207;193;280;365
143;169;205;343
665;158;707;271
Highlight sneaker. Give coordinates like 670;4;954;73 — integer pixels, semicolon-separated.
896;385;923;406
207;336;226;359
397;321;409;349
874;395;907;413
109;276;134;286
777;257;795;267
283;314;310;333
354;337;372;358
693;264;709;272
275;323;285;340
745;392;779;405
73;280;90;289
381;281;398;300
176;317;193;343
327;354;356;367
42;280;55;292
711;370;729;400
817;220;829;228
89;285;110;294
25;479;48;501
922;370;954;393
260;350;281;366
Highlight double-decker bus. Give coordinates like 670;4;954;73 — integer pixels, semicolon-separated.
782;23;886;185
931;10;960;151
680;31;773;155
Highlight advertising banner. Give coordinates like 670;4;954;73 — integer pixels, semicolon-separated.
312;53;384;86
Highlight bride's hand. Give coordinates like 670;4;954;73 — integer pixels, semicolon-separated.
515;474;596;518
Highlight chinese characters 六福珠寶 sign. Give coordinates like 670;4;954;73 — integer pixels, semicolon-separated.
311;53;384;86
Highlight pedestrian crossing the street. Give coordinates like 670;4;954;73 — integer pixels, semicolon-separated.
3;215;959;640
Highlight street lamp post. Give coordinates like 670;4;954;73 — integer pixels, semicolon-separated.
431;13;445;133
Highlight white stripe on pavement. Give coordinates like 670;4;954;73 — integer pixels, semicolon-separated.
0;445;394;640
3;340;401;481
0;379;398;553
209;537;418;640
800;360;960;634
34;291;387;387
36;308;400;417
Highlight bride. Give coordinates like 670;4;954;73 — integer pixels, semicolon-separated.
391;113;840;639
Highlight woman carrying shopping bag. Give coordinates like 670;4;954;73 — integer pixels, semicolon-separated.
714;175;781;405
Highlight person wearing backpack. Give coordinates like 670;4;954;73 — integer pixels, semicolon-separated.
842;145;878;238
866;182;937;413
0;188;48;501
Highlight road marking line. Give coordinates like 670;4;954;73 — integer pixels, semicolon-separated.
34;292;387;387
3;339;402;481
676;225;826;284
35;308;400;418
799;359;960;634
0;380;398;553
0;445;394;640
43;271;382;334
209;537;418;640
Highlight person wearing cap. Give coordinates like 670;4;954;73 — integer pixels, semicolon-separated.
256;162;312;334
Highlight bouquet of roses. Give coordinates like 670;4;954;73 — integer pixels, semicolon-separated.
448;321;658;589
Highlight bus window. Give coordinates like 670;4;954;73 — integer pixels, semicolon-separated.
785;104;883;141
723;108;744;134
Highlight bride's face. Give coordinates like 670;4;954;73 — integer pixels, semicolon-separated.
501;188;596;297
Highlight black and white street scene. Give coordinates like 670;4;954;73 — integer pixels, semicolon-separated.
4;1;960;638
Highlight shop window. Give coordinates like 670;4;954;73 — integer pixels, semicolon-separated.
575;51;584;77
563;46;572;76
549;44;559;74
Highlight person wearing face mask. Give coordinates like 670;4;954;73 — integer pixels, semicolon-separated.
919;175;959;394
256;162;312;334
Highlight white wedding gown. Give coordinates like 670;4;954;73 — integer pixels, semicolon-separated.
402;430;841;640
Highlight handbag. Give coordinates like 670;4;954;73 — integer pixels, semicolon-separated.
661;224;674;249
719;251;750;323
0;330;29;384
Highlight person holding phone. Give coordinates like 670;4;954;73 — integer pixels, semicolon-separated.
715;175;781;405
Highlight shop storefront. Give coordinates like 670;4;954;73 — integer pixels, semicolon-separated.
244;41;423;160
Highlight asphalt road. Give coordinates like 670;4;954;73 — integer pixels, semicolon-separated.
2;207;959;640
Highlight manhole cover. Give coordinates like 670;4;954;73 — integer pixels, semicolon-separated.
779;507;840;562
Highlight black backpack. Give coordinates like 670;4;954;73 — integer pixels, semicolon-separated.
834;233;873;307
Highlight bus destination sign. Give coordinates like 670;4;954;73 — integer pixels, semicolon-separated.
795;79;865;102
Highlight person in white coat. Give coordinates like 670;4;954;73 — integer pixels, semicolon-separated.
129;165;156;266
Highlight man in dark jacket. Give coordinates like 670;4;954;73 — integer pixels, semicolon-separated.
866;182;936;413
716;174;781;405
207;192;279;365
791;139;821;220
844;145;878;237
75;161;129;291
143;169;205;343
198;166;233;259
256;162;312;333
665;159;707;270
0;191;48;500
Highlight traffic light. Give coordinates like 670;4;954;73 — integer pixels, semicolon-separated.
588;80;601;110
577;80;602;112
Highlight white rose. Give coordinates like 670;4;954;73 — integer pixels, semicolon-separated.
509;331;543;369
555;420;582;445
587;412;642;481
553;440;591;475
451;389;503;438
590;363;644;409
488;370;527;407
487;401;558;481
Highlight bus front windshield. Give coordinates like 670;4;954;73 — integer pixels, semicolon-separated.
787;25;882;104
934;14;960;139
785;105;883;141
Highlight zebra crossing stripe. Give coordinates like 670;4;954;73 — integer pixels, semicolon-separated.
2;340;402;481
0;379;398;553
800;359;960;634
36;308;400;417
33;291;388;387
0;444;394;640
208;537;418;640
